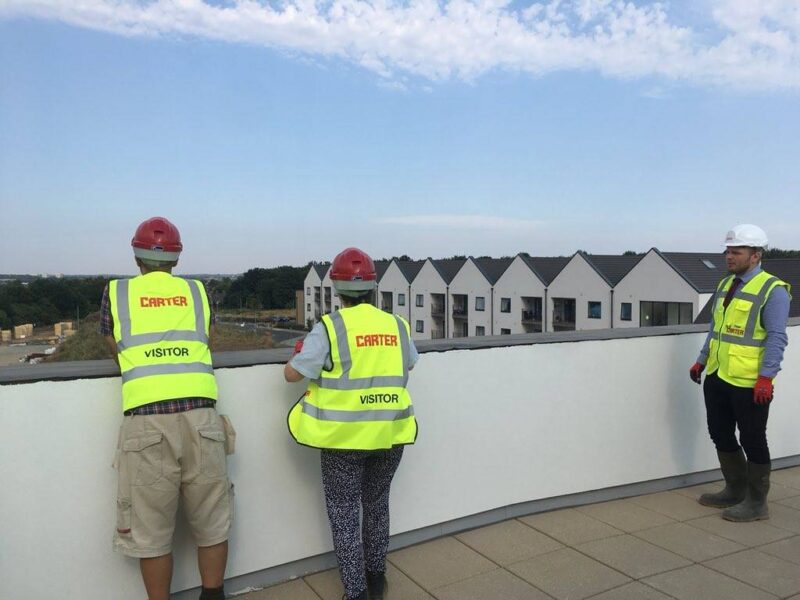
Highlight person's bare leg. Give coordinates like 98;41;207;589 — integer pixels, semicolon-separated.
140;554;173;600
198;541;228;588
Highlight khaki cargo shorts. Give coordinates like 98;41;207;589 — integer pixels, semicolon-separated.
113;408;235;558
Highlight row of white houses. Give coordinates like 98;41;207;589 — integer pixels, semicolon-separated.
301;250;798;341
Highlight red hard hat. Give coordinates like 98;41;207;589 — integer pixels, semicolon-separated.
131;217;183;262
330;247;376;296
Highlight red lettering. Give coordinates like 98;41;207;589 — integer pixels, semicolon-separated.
389;335;397;346
137;296;188;308
371;334;379;346
356;335;365;347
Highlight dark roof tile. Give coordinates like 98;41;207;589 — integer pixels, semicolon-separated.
431;258;467;284
520;255;570;285
660;251;727;292
474;257;514;285
584;254;644;286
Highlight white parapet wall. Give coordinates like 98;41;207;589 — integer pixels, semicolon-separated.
1;323;799;598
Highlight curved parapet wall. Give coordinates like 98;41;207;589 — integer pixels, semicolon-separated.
2;321;799;598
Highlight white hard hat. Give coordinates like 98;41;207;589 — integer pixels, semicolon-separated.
724;224;768;248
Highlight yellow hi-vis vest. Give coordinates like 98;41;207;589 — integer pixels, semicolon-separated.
109;272;217;412
706;270;791;388
288;304;417;450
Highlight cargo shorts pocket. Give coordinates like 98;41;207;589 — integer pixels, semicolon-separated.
198;428;227;479
123;433;164;486
116;498;132;536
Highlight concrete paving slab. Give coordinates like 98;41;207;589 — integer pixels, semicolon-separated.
575;499;676;533
758;535;800;565
304;563;435;600
507;547;630;600
766;481;800;501
455;519;563;566
302;568;342;600
687;514;793;546
704;549;800;598
776;494;800;510
632;521;745;562
643;564;777;600
766;502;800;534
576;534;691;579
431;568;551;600
587;581;674;600
237;579;321;600
519;508;624;546
772;466;800;490
629;490;720;521
387;537;497;590
674;481;724;500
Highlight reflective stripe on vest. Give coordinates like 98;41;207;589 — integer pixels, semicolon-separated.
706;270;790;387
287;305;416;450
115;278;209;352
312;310;410;391
110;274;217;411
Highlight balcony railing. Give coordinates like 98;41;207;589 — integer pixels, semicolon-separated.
521;309;542;324
430;305;445;316
452;307;468;319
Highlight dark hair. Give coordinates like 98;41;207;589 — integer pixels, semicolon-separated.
341;291;374;306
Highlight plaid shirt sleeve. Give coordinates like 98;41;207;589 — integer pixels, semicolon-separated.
201;282;216;326
99;284;113;336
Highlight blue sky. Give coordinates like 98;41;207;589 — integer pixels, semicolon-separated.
1;1;798;275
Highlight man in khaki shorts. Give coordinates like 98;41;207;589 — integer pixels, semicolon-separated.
102;217;233;600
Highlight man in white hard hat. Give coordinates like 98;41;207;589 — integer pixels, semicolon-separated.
689;224;791;521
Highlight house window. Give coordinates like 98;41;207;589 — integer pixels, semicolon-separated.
620;303;632;321
416;294;424;307
500;297;511;313
398;293;406;306
306;287;311;295
306;304;311;312
475;296;485;311
415;320;424;333
640;301;693;327
500;328;511;335
588;301;602;319
475;325;485;336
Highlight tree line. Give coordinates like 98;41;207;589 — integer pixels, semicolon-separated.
0;265;310;329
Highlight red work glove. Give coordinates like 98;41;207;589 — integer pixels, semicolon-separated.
689;362;705;384
753;376;774;405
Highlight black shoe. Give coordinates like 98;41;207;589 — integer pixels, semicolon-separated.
366;572;387;600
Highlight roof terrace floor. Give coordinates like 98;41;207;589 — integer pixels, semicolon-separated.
236;465;800;600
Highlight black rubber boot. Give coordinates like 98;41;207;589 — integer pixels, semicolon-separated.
723;461;771;522
366;571;388;600
698;449;747;508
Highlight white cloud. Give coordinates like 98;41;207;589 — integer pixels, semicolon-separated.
375;214;542;230
1;0;799;90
